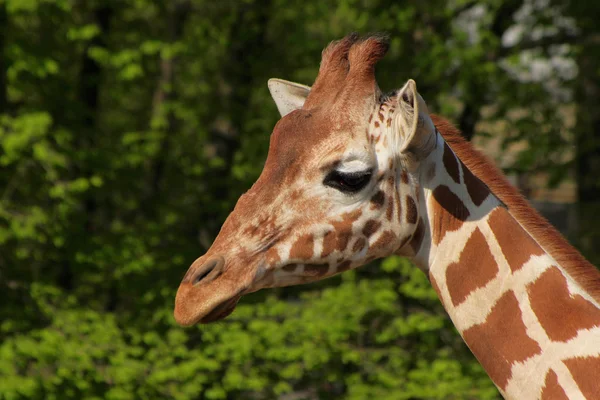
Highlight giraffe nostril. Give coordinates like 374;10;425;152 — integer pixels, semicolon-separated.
191;256;225;285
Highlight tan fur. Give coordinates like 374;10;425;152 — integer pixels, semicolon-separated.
305;34;357;108
431;114;600;303
347;35;389;76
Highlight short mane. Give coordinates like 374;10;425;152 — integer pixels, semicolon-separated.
431;114;600;302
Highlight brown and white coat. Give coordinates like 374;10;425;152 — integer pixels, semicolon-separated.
174;34;600;399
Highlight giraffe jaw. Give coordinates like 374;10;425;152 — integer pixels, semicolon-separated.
197;295;241;323
174;279;247;326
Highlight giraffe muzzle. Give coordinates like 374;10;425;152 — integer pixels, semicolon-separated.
174;253;254;326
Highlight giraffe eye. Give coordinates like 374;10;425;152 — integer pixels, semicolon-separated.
323;170;372;193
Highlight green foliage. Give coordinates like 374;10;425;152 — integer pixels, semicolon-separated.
0;0;592;398
0;258;497;399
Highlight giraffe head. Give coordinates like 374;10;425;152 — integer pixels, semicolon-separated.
174;34;438;326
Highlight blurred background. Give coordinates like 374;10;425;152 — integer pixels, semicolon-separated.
1;0;599;398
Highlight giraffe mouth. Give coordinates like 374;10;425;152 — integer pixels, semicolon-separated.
198;295;242;324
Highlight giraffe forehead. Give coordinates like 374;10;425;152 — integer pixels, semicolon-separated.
262;117;377;188
270;108;350;151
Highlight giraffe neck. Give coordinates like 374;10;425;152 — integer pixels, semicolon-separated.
411;130;600;399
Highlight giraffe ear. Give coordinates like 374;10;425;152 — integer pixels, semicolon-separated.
268;78;311;117
395;79;436;159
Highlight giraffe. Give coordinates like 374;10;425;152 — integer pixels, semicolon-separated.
174;34;600;399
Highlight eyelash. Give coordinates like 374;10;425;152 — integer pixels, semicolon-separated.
323;170;373;194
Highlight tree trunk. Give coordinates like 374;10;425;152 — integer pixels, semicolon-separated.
210;0;273;184
146;0;191;203
574;38;600;263
458;102;480;141
60;5;112;292
0;3;7;113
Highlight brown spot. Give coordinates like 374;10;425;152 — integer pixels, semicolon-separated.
401;170;409;184
352;237;366;252
290;189;303;201
325;210;362;253
362;220;381;238
386;196;394;221
283;264;298;272
321;230;336;258
540;370;568;400
460;160;490;206
563;356;600;399
405;195;418;224
445;228;498;307
528;266;600;342
368;114;373;123
462;291;542;390
409;218;426;254
243;223;258;236
289;233;314;260
378;112;384;122
488;207;544;272
371;230;396;253
443;142;460;184
431;185;470;245
337;230;352;252
386;117;392;127
304;264;328;277
374;121;380;128
370;190;385;209
338;260;352;272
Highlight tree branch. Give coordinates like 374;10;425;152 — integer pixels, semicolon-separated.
498;32;579;58
452;1;479;17
490;0;522;38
